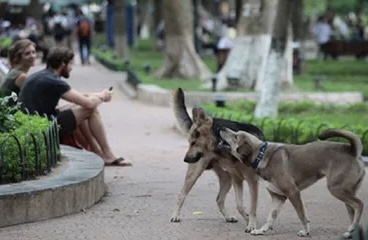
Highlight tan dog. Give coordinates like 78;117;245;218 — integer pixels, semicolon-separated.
219;128;366;238
171;88;264;232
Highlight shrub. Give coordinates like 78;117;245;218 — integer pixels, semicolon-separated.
202;102;368;155
0;95;57;184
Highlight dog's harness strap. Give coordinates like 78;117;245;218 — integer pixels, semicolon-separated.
252;141;268;169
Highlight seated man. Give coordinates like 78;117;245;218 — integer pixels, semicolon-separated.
18;47;131;166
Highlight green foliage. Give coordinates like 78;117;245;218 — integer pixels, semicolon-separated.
0;93;22;133
0;110;53;184
202;101;368;155
303;60;368;76
0;36;12;49
303;0;362;16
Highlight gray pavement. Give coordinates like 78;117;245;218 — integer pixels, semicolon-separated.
0;56;367;240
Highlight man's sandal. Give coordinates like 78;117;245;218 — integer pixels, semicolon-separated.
105;157;132;167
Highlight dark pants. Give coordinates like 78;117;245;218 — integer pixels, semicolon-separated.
319;42;329;60
78;37;91;64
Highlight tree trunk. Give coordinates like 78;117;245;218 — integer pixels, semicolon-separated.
280;23;293;88
291;0;303;41
254;0;294;118
154;0;211;80
254;51;283;118
137;0;153;39
25;0;43;27
215;0;278;90
114;0;129;59
153;0;163;35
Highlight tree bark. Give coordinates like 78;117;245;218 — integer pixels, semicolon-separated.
291;0;303;41
25;0;43;27
254;0;294;118
154;0;211;80
114;0;129;59
215;0;278;90
254;51;283;118
137;0;153;39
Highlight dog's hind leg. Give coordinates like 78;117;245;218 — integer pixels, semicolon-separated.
329;188;364;238
328;171;365;238
170;161;208;222
345;203;354;223
213;164;238;222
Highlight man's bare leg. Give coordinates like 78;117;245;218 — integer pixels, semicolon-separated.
71;106;130;164
78;120;102;155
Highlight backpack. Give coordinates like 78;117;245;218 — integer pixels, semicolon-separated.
78;20;91;37
53;22;65;41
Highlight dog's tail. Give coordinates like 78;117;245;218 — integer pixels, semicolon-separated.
318;128;363;157
171;88;193;137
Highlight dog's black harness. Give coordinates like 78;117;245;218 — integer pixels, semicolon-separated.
252;141;268;169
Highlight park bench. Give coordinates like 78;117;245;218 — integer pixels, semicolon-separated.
324;40;368;59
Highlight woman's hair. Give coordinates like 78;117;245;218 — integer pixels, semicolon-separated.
46;47;74;69
7;39;36;67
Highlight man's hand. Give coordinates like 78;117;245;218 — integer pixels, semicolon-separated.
98;88;113;102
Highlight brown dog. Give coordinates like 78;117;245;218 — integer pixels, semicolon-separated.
170;88;264;232
219;128;365;238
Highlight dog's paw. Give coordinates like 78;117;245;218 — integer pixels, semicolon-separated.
342;231;352;239
245;222;257;233
225;216;238;223
170;216;181;222
297;230;309;237
251;228;267;235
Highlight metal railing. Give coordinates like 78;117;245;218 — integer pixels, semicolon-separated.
0;115;60;184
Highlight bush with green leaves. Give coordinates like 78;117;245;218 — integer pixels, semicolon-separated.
0;94;56;184
202;101;368;155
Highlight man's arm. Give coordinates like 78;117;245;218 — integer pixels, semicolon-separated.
61;89;105;109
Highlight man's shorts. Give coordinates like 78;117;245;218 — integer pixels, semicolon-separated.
56;109;77;138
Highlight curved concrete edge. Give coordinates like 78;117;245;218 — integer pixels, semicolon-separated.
0;145;105;228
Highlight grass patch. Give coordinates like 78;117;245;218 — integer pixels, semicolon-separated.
222;100;368;126
92;36;368;97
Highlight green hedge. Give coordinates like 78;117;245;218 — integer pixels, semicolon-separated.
202;103;368;156
0;94;57;184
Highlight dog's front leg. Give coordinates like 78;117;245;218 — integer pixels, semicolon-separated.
231;176;249;223
251;190;286;235
171;161;207;222
213;164;238;222
288;191;310;237
244;175;259;233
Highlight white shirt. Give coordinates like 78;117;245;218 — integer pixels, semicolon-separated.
312;22;332;44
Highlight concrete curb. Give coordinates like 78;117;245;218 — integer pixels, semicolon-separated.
137;85;363;107
117;72;137;99
0;145;105;228
363;157;368;166
116;76;363;108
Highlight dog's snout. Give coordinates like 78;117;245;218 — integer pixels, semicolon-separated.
184;152;203;163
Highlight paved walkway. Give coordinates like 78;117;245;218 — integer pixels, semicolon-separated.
0;56;367;240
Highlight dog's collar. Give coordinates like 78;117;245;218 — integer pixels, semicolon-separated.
251;142;268;169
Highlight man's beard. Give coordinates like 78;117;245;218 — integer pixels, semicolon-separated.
61;67;70;78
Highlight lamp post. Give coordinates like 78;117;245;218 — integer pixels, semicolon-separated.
211;74;217;92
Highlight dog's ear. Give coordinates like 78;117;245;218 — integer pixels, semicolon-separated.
192;107;208;124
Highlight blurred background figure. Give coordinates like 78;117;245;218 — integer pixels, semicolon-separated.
48;12;69;48
311;15;332;60
76;10;92;65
